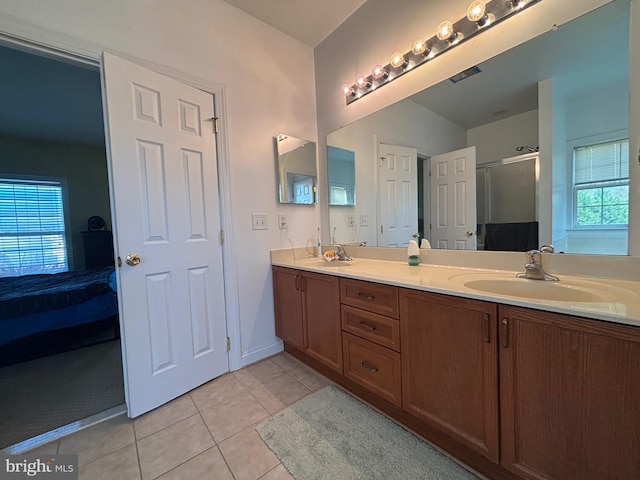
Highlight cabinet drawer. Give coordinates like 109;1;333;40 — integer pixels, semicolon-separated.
341;305;400;352
342;332;402;407
340;278;399;318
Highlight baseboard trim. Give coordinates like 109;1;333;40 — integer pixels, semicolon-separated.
240;341;284;368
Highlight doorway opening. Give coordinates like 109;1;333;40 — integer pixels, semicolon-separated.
0;43;124;450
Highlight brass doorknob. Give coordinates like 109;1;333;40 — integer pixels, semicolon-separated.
466;231;474;237
125;254;141;266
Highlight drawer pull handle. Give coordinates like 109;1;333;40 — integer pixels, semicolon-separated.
358;322;377;331
357;292;375;300
360;361;379;372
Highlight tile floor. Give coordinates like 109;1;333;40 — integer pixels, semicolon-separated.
27;352;331;480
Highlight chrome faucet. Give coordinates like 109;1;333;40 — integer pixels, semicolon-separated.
333;244;352;261
516;249;558;281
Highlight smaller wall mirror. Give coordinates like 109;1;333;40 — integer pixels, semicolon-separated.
327;146;356;206
276;134;317;204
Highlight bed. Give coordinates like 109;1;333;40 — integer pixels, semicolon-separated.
0;266;119;366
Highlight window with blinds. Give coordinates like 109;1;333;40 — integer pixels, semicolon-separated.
0;178;69;277
573;139;629;227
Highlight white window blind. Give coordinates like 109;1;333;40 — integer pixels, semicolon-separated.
574;139;629;185
573;139;629;227
0;178;68;277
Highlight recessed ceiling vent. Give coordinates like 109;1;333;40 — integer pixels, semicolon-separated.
449;65;482;83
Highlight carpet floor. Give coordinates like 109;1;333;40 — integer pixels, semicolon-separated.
257;385;479;480
0;340;124;448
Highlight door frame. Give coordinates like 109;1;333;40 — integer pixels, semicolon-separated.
0;29;243;376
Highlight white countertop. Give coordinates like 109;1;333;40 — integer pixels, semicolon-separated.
272;250;640;327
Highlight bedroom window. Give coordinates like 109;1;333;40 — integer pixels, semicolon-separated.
0;177;69;277
573;139;629;227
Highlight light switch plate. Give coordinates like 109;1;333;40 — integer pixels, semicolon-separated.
347;214;355;226
359;215;368;227
252;213;268;230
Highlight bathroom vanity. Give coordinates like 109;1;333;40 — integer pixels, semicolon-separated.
271;250;640;480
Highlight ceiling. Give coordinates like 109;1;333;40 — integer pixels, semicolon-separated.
408;0;628;130
221;0;366;47
0;1;628;146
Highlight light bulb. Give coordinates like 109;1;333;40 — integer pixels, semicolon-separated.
390;52;407;69
341;84;354;96
467;0;493;27
412;38;427;55
436;21;454;41
467;1;486;22
355;74;370;89
509;0;526;9
371;64;388;80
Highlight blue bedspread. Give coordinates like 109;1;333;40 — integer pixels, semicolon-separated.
0;267;116;320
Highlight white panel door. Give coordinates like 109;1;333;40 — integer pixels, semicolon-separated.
101;52;228;417
430;146;477;250
377;143;418;247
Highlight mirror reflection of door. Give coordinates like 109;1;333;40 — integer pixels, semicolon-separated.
430;146;477;250
377;143;418;247
292;175;314;204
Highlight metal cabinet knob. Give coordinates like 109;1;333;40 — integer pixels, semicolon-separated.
125;253;141;266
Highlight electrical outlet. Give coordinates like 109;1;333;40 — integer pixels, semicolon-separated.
347;214;355;226
251;213;268;230
359;215;368;227
278;213;288;230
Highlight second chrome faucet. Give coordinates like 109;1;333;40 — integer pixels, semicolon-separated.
517;249;559;281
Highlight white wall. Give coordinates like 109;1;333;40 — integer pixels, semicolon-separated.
551;81;629;254
315;0;613;244
467;110;539;166
0;0;318;366
327;99;466;246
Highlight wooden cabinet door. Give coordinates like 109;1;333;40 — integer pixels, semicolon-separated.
302;271;342;373
499;305;640;480
400;289;499;461
272;267;304;350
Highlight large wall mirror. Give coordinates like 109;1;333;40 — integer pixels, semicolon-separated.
276;134;317;204
327;0;629;255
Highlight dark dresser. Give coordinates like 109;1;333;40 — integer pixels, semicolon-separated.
81;230;115;268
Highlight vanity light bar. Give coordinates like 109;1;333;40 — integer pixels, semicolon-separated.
342;0;542;105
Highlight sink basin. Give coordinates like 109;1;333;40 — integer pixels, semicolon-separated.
463;278;606;302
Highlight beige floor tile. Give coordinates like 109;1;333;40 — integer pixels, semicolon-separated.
233;360;284;389
79;444;140;480
133;394;198;440
200;393;269;443
157;446;234;480
190;373;249;411
26;441;59;455
58;414;134;467
269;353;303;372
219;427;280;480
288;363;330;391
137;414;214;480
250;373;312;414
259;464;294;480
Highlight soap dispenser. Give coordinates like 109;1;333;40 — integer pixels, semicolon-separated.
407;240;420;266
